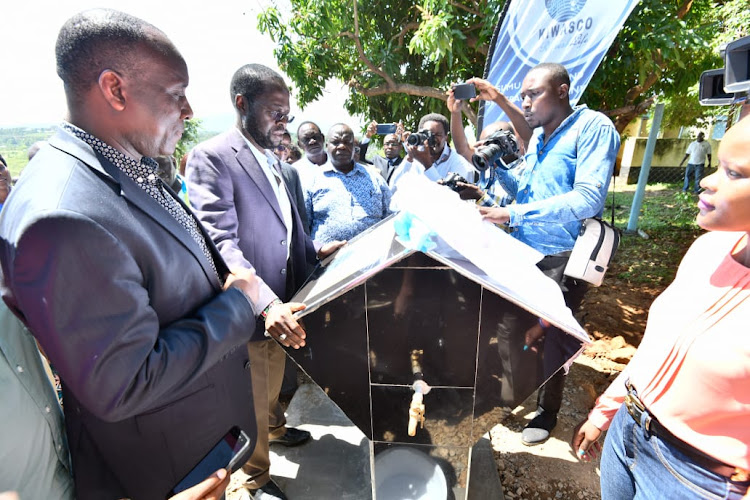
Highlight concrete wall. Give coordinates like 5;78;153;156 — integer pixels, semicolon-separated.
618;137;720;184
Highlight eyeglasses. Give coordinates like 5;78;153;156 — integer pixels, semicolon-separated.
268;110;294;124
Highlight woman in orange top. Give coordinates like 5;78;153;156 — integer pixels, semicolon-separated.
571;115;750;500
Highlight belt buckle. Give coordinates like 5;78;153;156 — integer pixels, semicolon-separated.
625;392;651;432
624;393;641;420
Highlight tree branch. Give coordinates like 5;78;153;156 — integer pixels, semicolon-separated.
462;103;478;127
391;21;420;48
604;96;656;134
348;79;447;101
341;1;397;87
450;1;481;16
606;2;693;132
676;0;694;18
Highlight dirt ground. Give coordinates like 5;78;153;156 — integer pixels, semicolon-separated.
487;245;680;499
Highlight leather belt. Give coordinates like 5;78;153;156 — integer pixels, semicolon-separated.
624;380;750;483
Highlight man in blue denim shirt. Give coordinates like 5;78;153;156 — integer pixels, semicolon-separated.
475;63;620;445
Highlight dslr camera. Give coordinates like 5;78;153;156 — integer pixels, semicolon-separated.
407;129;438;148
472;130;520;171
441;172;468;193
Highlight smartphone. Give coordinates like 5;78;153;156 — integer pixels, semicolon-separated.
452;83;476;100
376;123;397;135
169;426;251;495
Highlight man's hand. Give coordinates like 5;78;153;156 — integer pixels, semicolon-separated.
467;77;502;103
169;468;230;500
265;302;307;349
395;121;405;139
523;320;546;353
224;268;260;306
446;89;464;114
318;240;346;260
407;141;435;169
478;206;511;224
365;120;378;139
456;181;483;200
570;419;603;463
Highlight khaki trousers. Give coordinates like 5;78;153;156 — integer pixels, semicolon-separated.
242;338;287;488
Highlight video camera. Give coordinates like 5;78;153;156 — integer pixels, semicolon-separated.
472;130;520;171
699;35;750;106
407;129;438;148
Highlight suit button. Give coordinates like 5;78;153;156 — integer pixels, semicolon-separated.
280;240;287;246
244;360;251;370
281;268;287;275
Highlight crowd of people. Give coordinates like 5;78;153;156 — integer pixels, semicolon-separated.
1;7;748;500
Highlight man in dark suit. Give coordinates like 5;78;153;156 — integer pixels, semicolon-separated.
0;9;261;500
186;63;342;500
359;120;405;183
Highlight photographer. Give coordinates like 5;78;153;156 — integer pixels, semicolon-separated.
453;121;519;208
476;63;620;446
360;120;405;182
389;113;476;196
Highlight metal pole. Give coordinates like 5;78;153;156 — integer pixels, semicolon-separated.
627;103;665;232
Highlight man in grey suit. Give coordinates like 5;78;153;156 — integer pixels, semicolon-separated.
0;9;261;500
186;63;342;500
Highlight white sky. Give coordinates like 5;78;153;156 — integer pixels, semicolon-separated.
0;0;360;133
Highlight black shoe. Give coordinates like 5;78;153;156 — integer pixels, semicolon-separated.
247;479;288;500
521;409;558;446
269;427;311;447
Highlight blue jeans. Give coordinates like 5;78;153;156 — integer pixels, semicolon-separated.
600;405;749;500
683;163;705;193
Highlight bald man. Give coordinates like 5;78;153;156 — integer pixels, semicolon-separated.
0;10;261;499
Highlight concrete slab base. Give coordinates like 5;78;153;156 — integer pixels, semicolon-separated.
236;380;503;500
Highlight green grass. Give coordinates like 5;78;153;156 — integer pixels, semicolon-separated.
607;183;704;285
2;148;30;179
0;127;56;179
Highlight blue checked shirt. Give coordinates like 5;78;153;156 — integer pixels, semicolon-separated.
495;105;620;255
305;161;393;244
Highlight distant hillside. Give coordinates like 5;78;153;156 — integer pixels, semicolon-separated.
0;127;56;177
0;125;222;180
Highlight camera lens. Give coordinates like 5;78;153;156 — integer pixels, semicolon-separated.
407;132;426;146
472;143;503;171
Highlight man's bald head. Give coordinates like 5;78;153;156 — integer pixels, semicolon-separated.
479;121;515;141
56;9;183;105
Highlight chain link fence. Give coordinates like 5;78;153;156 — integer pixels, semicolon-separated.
617;164;717;190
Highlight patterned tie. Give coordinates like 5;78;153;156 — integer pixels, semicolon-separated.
62;123;221;283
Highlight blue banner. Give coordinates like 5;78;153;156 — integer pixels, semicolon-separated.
479;0;640;130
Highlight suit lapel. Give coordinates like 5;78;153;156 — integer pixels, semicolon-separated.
51;131;224;291
104;160;224;290
231;131;285;224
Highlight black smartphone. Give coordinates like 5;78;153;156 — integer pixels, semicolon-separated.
376;123;397;135
169;426;251;495
452;83;476;100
